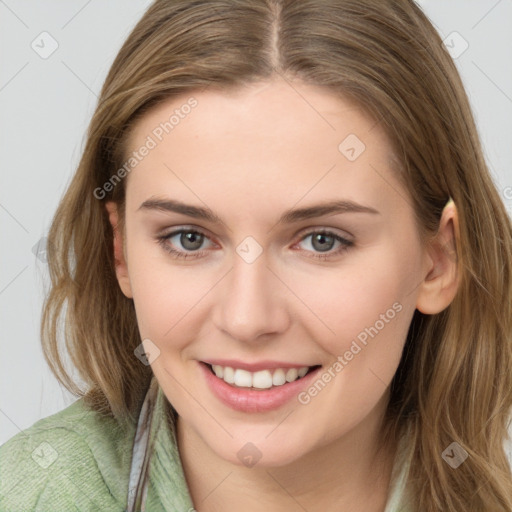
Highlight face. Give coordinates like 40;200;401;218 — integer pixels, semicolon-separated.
113;78;431;467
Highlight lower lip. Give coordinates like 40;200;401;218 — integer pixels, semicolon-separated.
199;362;322;413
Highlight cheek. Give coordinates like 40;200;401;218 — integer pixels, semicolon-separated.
287;244;419;358
126;237;218;348
131;270;207;340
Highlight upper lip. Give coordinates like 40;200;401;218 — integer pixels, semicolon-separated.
201;359;319;372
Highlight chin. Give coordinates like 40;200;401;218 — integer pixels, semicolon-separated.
199;426;317;469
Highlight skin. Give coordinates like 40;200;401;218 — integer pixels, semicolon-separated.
106;76;459;511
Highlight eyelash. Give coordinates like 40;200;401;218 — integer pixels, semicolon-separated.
156;228;354;261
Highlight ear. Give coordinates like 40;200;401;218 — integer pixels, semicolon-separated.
415;199;460;314
105;201;133;298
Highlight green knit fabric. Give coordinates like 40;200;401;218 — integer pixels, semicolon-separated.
0;387;411;511
0;399;134;511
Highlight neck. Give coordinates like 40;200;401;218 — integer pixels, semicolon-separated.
176;394;398;512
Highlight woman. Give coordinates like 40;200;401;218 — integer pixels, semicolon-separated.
1;1;511;510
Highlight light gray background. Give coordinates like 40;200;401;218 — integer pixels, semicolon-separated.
1;1;511;446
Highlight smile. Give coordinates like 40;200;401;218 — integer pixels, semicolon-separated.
199;360;323;413
208;364;316;389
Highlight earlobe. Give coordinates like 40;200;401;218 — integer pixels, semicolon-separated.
105;201;133;298
415;199;460;315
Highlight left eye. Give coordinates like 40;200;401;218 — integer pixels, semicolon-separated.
293;230;354;260
296;231;352;254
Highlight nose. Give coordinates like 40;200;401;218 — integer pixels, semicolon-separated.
212;250;290;344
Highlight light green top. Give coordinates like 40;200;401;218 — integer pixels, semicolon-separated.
0;384;412;511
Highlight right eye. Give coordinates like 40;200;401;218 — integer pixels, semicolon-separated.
156;228;215;260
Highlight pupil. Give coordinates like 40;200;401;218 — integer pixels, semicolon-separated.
313;233;333;252
181;232;203;250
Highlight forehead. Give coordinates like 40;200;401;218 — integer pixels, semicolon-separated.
127;78;389;155
123;78;405;219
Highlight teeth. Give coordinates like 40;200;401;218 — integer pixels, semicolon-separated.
285;368;298;382
212;365;223;378
234;369;252;387
223;366;235;384
252;370;273;389
210;364;311;389
298;367;308;378
272;369;286;386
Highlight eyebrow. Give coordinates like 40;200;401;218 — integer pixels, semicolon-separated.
138;197;380;224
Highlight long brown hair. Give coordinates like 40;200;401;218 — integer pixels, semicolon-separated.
42;0;512;509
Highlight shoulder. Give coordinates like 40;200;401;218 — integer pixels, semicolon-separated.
0;398;136;512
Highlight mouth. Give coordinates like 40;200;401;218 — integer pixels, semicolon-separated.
198;360;322;413
203;362;321;390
